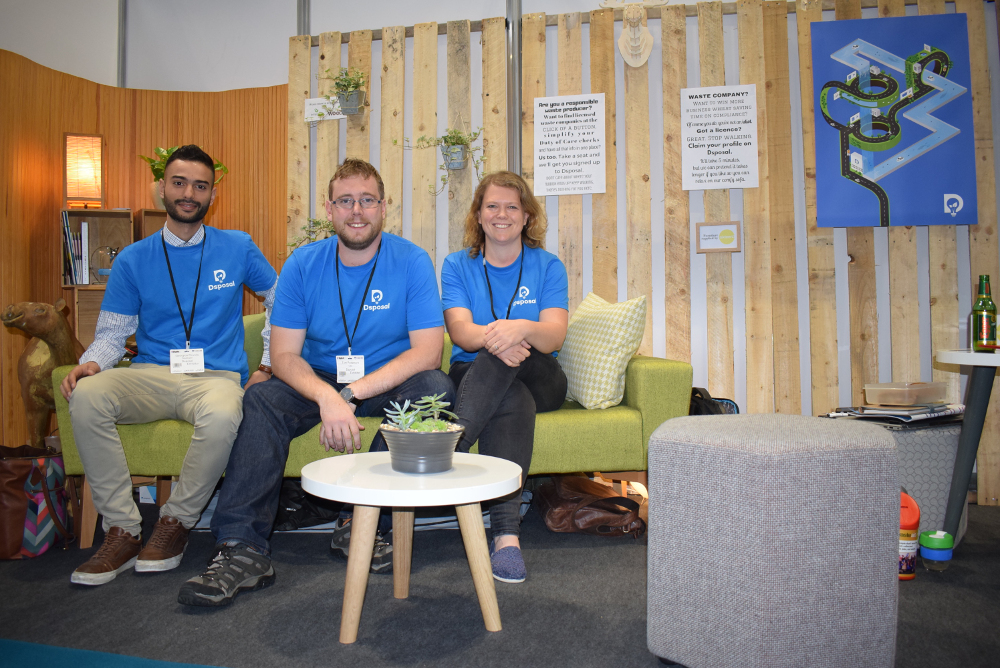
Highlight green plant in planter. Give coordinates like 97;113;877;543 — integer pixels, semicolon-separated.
140;146;229;183
383;394;460;432
318;67;368;116
328;67;366;95
393;126;486;196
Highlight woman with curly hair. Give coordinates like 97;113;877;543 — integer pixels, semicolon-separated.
441;171;568;583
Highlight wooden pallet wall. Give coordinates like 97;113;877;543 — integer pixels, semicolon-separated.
0;48;287;448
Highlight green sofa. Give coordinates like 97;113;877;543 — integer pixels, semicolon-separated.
53;314;692;546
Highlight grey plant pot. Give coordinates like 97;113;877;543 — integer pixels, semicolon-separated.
337;90;366;115
380;426;464;474
440;144;469;170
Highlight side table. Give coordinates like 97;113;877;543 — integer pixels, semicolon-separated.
301;452;522;643
934;349;1000;538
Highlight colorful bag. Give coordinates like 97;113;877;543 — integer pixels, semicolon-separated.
0;445;74;559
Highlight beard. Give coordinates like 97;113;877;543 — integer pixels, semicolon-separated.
335;218;383;251
164;197;210;225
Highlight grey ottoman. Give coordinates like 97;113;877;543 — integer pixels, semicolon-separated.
647;415;898;668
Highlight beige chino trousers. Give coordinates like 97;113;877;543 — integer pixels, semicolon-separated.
69;363;244;535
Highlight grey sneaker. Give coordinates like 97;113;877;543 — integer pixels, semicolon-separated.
177;544;275;607
329;518;393;574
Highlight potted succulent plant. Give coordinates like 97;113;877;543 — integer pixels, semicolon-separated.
380;393;464;474
140;146;229;209
327;67;367;116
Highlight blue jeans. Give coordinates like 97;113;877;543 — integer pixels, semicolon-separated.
210;368;454;555
449;348;567;538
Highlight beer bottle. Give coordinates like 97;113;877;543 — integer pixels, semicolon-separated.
972;274;997;352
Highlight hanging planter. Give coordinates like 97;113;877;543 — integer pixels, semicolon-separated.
440;144;469;170
337;90;367;116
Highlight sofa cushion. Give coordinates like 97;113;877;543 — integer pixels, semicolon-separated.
558;292;647;409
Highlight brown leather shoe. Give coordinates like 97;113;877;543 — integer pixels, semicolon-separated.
71;527;141;586
135;516;190;572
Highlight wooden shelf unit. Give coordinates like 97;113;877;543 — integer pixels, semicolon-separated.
61;209;133;348
136;208;167;241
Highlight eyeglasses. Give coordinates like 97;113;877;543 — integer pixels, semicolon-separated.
332;196;382;210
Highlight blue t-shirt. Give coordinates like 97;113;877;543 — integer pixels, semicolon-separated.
271;232;443;375
441;245;568;364
101;227;277;384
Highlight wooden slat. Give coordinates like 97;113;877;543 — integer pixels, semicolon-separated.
380;26;405;236
447;21;473;254
481;17;508;173
346;30;373;161
317;31;341;222
763;1;800;413
738;0;774;413
956;0;1000;505
521;13;546;193
921;0;959;407
625;11;654;356
661;5;689;362
699;1;735;396
796;0;837;415
591;8;618;305
883;0;918;386
287;35;311;250
558;13;584;314
411;23;438;258
834;0;877;407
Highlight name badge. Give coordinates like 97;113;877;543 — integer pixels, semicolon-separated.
336;355;365;383
170;348;205;374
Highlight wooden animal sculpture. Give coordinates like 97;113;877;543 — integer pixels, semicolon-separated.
1;300;84;448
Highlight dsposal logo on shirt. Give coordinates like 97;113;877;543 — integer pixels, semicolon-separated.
511;285;536;307
363;288;390;311
208;268;236;291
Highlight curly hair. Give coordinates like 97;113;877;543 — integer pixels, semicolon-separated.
463;171;547;258
328;158;385;200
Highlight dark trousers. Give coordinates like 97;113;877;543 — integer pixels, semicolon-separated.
211;368;454;555
449;348;567;538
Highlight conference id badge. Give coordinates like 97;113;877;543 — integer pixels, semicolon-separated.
170;348;205;374
336;355;365;383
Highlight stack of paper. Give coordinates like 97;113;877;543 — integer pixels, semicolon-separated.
828;404;964;422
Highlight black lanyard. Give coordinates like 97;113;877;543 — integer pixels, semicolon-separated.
483;244;525;321
335;240;382;355
161;229;206;349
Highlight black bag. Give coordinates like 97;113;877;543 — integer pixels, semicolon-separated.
273;479;342;531
689;387;724;415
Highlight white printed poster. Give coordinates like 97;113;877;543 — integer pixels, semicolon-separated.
533;93;606;196
681;84;759;190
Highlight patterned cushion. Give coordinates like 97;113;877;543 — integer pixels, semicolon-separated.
557;292;647;409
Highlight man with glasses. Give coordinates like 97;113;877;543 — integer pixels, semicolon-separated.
179;158;453;607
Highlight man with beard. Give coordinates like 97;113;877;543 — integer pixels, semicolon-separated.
178;158;453;607
61;145;277;586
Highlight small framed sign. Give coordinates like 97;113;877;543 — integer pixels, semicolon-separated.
696;221;742;254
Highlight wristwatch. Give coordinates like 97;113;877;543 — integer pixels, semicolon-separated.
340;385;361;406
258;364;272;375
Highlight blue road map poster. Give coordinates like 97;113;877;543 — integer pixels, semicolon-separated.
812;15;976;227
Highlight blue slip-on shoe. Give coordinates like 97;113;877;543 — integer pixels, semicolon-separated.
489;543;526;583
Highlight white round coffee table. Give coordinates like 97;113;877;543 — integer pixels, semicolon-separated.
301;452;522;643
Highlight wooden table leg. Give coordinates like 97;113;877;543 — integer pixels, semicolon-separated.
339;505;380;644
392;507;414;599
455;502;501;632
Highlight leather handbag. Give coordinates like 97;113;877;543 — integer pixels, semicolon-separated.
534;475;646;538
0;445;74;559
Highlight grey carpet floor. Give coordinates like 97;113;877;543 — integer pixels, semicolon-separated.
0;501;997;668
